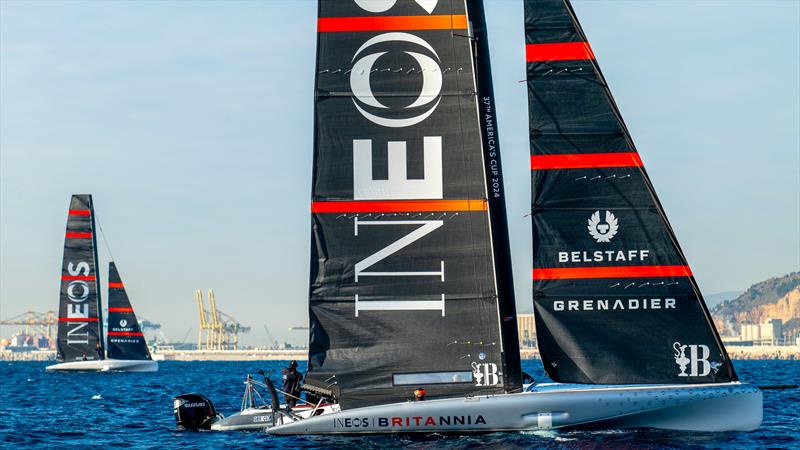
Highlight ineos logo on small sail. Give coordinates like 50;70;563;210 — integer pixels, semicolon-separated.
673;342;712;377
588;210;618;243
350;33;443;128
65;261;92;344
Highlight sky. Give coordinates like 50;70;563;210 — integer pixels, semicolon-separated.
1;0;798;347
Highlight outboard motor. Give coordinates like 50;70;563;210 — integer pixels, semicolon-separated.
173;393;218;430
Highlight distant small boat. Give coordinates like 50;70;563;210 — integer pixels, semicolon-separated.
174;373;339;431
46;195;157;373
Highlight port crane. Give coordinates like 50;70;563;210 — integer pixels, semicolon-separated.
194;289;250;350
0;311;58;340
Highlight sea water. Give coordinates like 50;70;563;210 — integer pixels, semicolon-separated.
1;360;797;448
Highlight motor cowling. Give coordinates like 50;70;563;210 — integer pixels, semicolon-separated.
173;393;217;430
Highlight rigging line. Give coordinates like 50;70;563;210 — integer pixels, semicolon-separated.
94;212;115;262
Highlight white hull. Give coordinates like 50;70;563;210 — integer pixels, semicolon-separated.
46;359;158;372
268;382;762;435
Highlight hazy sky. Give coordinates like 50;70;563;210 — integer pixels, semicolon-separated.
1;0;798;346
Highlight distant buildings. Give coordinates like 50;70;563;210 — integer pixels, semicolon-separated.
722;318;791;346
517;314;536;349
740;318;783;345
1;332;53;352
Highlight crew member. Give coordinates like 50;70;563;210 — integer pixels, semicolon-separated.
414;388;426;401
282;360;302;408
95;342;104;360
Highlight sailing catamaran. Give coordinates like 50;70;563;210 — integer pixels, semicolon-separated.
46;195;157;372
264;0;762;434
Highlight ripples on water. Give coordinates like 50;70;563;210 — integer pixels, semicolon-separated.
1;360;797;448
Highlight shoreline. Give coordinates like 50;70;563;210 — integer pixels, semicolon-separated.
3;345;797;362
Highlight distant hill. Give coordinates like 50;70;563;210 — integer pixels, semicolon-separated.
704;290;744;309
712;272;800;338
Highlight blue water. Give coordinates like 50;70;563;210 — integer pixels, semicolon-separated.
1;360;797;449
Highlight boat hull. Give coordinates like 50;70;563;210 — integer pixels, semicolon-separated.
211;404;339;431
46;359;158;372
268;382;762;434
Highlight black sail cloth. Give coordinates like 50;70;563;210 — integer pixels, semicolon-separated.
106;262;152;361
56;195;104;362
306;0;519;409
525;0;735;384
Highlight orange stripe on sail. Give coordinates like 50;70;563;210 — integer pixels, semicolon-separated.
311;199;487;213
318;15;467;32
533;265;693;280
531;153;643;170
66;232;92;239
107;331;143;337
526;42;595;62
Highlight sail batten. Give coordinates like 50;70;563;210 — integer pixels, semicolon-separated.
526;0;735;384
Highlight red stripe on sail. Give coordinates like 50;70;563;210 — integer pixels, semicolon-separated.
318;15;467;32
68;210;91;216
61;275;95;281
107;331;143;337
533;265;693;280
58;317;99;322
526;42;595;62
66;232;92;239
531;153;643;170
108;282;124;289
108;307;133;312
312;199;488;213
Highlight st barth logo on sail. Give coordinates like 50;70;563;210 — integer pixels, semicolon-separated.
471;362;501;387
673;342;716;377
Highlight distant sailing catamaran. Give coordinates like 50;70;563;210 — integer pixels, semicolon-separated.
264;0;763;434
46;195;157;372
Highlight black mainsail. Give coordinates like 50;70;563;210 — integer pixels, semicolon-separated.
525;0;735;384
56;194;104;362
306;0;520;408
106;262;152;361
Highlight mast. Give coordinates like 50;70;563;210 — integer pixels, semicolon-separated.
465;0;522;393
106;262;152;361
56;195;104;362
524;0;735;384
305;0;518;409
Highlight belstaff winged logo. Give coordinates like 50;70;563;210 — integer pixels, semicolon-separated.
588;210;619;243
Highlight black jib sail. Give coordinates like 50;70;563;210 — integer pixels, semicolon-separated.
306;0;519;409
56;195;104;362
525;0;736;384
106;262;152;361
